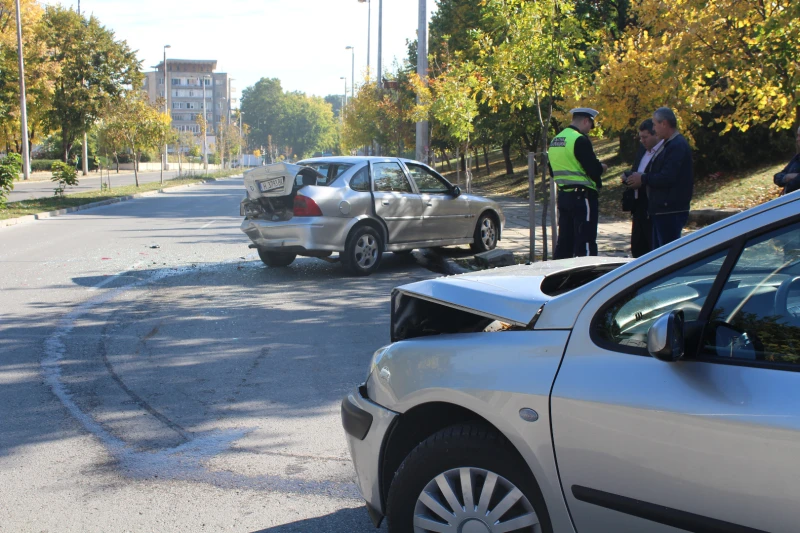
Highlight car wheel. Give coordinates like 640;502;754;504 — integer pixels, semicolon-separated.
342;226;383;276
257;249;296;267
470;213;498;253
386;424;552;533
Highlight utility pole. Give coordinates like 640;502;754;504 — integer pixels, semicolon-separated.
202;76;208;170
14;0;29;180
76;2;88;176
415;0;428;163
163;45;171;171
376;0;383;155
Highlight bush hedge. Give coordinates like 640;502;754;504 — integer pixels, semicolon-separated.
30;159;59;172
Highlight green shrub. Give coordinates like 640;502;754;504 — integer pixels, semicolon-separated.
30;159;58;172
51;161;79;197
0;154;21;206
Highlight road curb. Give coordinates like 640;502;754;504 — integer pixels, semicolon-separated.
0;176;237;228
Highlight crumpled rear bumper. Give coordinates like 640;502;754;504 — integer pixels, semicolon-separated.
341;385;398;526
240;217;350;252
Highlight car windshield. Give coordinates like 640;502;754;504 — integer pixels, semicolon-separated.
296;162;353;186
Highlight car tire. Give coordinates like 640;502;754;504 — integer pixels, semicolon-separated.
257;249;296;267
386;423;552;533
342;226;383;276
470;212;498;253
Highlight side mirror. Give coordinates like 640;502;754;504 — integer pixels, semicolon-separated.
647;310;685;362
451;185;461;197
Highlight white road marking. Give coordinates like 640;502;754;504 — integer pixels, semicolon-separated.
200;220;216;230
88;261;143;292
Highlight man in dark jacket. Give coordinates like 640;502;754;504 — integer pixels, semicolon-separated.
774;125;800;194
625;107;693;249
625;118;664;257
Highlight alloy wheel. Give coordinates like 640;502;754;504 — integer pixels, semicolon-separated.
480;218;497;249
354;234;378;269
413;467;540;533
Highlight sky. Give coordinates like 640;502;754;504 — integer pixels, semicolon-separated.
50;0;438;104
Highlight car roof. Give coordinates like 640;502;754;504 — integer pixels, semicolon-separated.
297;156;426;166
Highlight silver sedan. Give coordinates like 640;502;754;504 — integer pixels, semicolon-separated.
343;191;800;532
240;156;504;275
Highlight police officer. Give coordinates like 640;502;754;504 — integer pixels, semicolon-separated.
550;107;607;259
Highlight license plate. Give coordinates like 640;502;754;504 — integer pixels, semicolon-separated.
259;177;284;192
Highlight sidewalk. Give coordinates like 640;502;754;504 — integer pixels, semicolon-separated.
489;195;633;259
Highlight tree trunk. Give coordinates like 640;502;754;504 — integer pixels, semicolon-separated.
132;146;139;187
460;152;466;173
502;141;514;175
473;147;480;171
483;146;490;175
445;151;452;171
114;153;119;173
160;150;164;184
618;129;639;163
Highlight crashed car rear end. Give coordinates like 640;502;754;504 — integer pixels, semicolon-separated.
240;161;364;268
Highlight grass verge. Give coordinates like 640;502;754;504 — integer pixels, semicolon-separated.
0;170;240;221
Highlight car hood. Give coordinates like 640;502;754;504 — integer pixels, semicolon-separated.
391;257;627;340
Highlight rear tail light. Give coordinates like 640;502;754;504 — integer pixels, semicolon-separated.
293;195;323;217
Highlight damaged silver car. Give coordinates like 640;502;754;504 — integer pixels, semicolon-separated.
343;191;800;532
240;157;504;276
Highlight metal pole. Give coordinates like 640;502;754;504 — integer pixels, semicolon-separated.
238;111;242;168
415;0;428;163
202;76;208;170
548;154;558;258
366;0;371;79
351;47;355;100
163;45;171;171
14;0;30;180
528;153;537;262
376;0;383;155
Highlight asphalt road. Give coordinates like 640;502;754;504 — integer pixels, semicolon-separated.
0;177;437;532
9;170;189;202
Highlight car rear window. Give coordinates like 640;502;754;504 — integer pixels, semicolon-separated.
296;163;353;186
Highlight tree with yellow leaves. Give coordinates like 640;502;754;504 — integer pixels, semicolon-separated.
595;0;800;139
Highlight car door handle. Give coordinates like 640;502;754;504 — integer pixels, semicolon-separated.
382;200;390;205
426;202;433;206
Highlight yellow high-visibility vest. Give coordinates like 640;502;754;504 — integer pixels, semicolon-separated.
549;127;596;191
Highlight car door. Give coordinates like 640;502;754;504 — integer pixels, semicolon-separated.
371;161;424;243
404;162;470;240
550;205;800;533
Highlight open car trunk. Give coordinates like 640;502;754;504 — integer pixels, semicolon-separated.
241;163;326;221
391;258;627;341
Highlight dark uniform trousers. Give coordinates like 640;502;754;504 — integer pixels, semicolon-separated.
554;188;599;259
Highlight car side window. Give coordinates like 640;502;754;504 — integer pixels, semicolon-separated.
406;163;450;193
373;162;412;193
701;221;800;366
349;166;370;192
595;250;729;349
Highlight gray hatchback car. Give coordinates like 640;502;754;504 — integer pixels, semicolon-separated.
343;191;800;532
240;157;504;276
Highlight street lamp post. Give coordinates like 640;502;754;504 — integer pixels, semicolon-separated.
340;77;347;115
416;0;428;163
14;0;29;180
345;46;355;100
163;44;171;171
202;75;209;170
227;77;235;125
357;0;370;80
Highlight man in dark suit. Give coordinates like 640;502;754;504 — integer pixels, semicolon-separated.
625;119;664;257
626;107;694;249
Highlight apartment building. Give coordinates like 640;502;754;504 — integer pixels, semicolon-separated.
143;59;237;150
